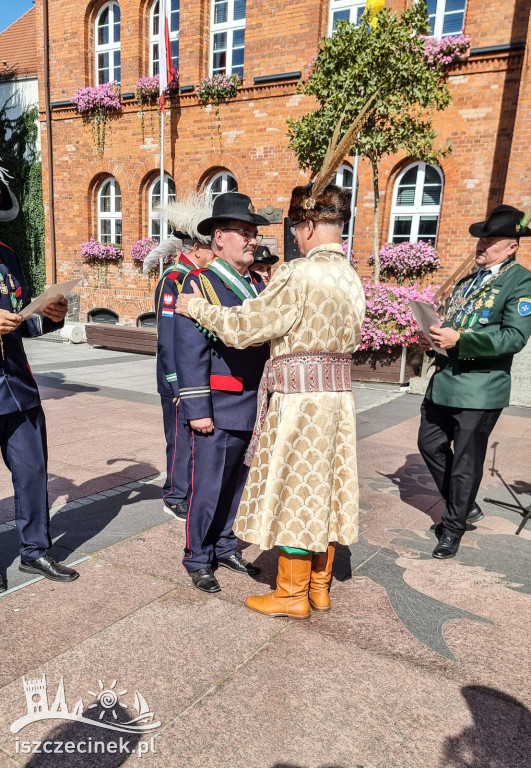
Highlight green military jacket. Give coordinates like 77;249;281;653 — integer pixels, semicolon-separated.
426;258;531;409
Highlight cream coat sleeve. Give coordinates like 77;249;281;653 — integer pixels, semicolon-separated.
188;263;300;349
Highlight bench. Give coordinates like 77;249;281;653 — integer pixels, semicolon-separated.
85;324;157;355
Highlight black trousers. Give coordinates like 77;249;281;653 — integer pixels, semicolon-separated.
0;406;51;560
418;398;502;537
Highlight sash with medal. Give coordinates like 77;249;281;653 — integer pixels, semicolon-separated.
206;258;259;301
444;257;517;330
193;258;260;343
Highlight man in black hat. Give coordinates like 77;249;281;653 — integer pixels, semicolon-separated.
418;204;531;559
251;245;279;286
0;167;79;590
174;192;270;593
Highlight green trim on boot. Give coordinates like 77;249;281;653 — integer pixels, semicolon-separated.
276;545;326;555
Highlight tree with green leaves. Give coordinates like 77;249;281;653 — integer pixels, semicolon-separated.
0;99;45;295
288;1;454;282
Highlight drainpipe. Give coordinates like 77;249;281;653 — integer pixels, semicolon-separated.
42;0;57;283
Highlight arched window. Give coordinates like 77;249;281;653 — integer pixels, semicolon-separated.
150;0;180;76
335;163;354;239
328;1;365;34
389;163;443;244
206;171;238;199
98;178;122;244
427;0;467;38
211;0;246;78
95;2;121;84
149;175;177;240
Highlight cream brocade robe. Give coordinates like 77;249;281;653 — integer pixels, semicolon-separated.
188;244;366;552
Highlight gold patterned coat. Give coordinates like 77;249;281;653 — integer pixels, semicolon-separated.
187;243;366;552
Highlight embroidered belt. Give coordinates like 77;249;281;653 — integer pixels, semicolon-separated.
244;351;352;467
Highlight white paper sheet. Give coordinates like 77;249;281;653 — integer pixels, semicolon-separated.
20;279;81;319
409;299;448;357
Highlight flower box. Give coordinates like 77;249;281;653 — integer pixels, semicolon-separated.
351;345;423;385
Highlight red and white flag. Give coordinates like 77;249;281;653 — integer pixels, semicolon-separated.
158;0;174;110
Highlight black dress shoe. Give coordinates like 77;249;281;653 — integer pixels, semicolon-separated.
432;533;461;559
0;573;6;592
19;555;79;582
430;503;485;535
217;552;260;576
163;499;187;521
189;567;221;593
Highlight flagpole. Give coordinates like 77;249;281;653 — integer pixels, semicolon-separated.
346;149;359;262
159;110;165;278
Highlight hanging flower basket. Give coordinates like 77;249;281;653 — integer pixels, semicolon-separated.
197;73;240;105
72;82;122;156
369;241;440;285
131;238;173;271
81;238;123;264
197;73;240;154
420;34;471;68
135;73;179;140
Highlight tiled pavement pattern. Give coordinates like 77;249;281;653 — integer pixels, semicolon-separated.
0;339;530;767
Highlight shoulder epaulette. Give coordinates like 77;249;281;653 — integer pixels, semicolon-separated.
189;268;208;277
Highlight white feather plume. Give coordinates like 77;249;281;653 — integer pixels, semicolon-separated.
155;190;213;244
142;234;181;274
0;165;13;185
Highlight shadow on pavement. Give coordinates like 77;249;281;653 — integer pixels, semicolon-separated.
20;706;145;767
441;685;531;768
0;458;161;586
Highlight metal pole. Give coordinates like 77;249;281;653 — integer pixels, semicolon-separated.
159;109;165;278
346;149;359;264
43;0;57;284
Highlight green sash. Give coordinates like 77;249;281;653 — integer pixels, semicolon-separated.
207;258;258;301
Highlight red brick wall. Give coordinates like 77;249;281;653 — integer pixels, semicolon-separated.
36;0;531;323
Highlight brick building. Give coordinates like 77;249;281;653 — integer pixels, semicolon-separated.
34;0;531;324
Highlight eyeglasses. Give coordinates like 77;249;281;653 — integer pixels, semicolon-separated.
221;228;263;244
289;221;306;237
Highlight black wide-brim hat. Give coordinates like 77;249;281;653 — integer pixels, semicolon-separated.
197;192;270;236
253;245;279;265
469;204;531;238
0;175;19;222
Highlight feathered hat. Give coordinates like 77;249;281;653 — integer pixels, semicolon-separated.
288;94;376;225
143;190;213;273
0;165;19;222
469;205;531;239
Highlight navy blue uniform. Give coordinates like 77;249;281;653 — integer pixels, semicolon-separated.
155;254;197;507
0;242;64;560
175;265;269;572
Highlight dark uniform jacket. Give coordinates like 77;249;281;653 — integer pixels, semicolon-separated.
155;254;197;399
0;242;64;415
427;259;531;410
175;264;269;432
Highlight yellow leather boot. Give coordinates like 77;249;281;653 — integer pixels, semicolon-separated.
245;552;312;620
308;543;336;612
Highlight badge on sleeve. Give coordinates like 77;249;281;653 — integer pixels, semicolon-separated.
517;298;531;316
163;293;174;306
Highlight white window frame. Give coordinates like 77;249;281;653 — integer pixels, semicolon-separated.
210;0;246;78
206;171;238;199
150;0;180;76
98;178;122;244
149;175;177;241
95;2;121;85
427;0;467;39
328;0;366;35
389;162;443;244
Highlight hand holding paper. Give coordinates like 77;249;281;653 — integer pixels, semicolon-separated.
409;299;448;357
20;279;81;319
